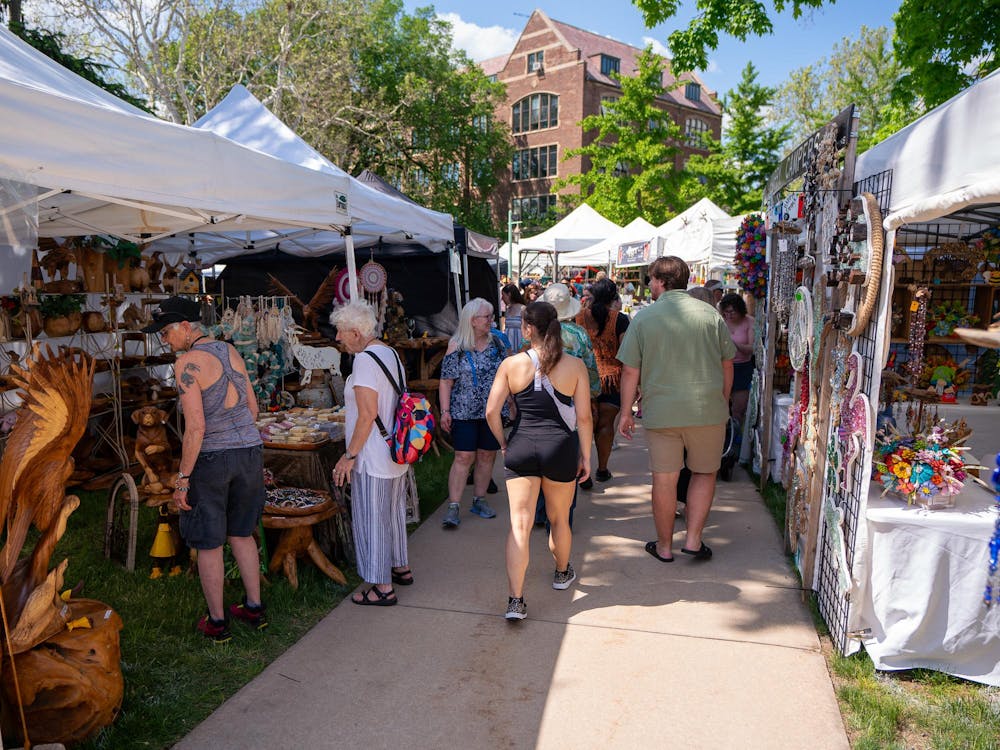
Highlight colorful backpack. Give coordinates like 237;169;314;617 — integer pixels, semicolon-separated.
363;350;435;464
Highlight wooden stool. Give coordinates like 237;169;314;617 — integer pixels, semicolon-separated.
262;500;347;589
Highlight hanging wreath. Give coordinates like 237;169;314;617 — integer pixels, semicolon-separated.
735;214;768;299
332;269;353;305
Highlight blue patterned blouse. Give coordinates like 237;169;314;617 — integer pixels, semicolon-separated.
441;338;507;420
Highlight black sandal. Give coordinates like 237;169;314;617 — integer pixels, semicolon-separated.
351;586;397;606
680;542;713;560
391;568;414;586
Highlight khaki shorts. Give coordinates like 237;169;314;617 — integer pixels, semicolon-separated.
646;423;726;474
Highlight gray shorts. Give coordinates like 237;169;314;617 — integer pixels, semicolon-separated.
179;445;266;550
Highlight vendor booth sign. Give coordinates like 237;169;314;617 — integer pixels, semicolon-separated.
618;239;653;267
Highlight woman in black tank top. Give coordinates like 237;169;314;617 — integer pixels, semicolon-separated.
486;302;593;621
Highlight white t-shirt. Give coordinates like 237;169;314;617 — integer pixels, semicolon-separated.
345;343;408;479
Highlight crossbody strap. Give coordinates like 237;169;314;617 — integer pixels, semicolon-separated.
362;348;405;439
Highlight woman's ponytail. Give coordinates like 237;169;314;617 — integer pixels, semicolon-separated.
523;301;562;373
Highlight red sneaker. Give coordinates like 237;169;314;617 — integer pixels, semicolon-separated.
196;614;232;643
229;598;268;631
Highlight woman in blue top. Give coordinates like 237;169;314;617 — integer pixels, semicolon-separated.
439;298;507;527
502;283;526;353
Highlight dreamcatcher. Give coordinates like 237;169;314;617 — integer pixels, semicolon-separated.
836;352;872;493
788;286;813;372
359;259;388;336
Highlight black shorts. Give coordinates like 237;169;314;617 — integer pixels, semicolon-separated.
504;429;579;482
733;360;754;392
596;391;621;408
450;418;501;452
179;445;266;550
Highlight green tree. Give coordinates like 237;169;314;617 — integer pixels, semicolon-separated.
554;48;683;225
632;0;996;108
682;62;788;213
893;0;998;108
772;26;918;152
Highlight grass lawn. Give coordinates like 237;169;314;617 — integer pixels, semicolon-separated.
51;448;455;750
755;474;1000;749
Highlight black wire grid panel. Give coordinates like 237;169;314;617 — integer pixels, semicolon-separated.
816;170;893;655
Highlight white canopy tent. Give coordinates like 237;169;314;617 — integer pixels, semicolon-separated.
515;203;620;277
171;85;455;263
558;216;657;268
655;198;731;265
707;214;748;270
0;28;453;299
855;67;1000;230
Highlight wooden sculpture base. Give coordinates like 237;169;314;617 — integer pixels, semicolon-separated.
263;503;347;589
1;599;124;745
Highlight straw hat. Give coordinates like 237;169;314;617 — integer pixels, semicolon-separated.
954;324;1000;349
541;283;581;321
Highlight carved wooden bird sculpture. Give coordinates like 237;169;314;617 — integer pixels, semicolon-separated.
0;345;95;628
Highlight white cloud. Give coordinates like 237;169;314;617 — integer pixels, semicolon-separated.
641;36;671;57
438;12;518;61
705;59;720;74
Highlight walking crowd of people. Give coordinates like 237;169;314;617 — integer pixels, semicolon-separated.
330;256;748;621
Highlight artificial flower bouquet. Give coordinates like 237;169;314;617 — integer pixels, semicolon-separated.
872;424;969;508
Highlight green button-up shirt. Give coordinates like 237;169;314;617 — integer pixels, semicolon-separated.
616;290;736;428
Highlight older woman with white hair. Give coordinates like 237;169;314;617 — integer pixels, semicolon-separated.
331;300;411;606
439;298;508;528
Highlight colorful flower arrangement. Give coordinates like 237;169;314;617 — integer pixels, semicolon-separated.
735;214;768;299
926;300;980;337
971;228;1000;265
872;424;968;504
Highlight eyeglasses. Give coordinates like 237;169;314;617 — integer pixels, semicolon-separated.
473;314;492;319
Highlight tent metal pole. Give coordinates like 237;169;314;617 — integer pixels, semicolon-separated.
345;228;358;302
461;250;470;305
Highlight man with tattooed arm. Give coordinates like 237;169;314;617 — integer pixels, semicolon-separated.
143;297;267;643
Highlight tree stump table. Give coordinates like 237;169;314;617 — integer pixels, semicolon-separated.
262;499;347;589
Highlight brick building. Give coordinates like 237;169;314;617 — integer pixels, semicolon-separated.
478;9;722;232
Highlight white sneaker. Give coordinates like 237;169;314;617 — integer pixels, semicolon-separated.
552;563;577;590
505;597;527;620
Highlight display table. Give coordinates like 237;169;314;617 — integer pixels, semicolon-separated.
390;336;450;381
263;500;347;589
854;482;1000;686
262;441;353;563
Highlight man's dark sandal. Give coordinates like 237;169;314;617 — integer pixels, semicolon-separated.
391;569;414;586
644;540;674;563
680;542;713;560
352;586;397;606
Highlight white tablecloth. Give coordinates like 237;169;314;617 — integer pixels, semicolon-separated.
854;482;1000;685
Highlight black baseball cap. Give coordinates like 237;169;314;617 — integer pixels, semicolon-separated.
141;297;202;333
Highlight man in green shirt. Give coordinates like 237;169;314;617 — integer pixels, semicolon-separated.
617;256;735;562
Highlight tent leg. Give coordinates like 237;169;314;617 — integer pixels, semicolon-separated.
345;230;358;302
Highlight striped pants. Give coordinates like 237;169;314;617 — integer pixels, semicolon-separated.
351;471;408;584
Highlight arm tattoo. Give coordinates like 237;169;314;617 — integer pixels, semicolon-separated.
179;361;200;391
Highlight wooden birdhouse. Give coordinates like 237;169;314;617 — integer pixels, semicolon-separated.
178;270;201;295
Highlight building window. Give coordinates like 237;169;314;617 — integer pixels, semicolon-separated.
487;74;498;83
685;82;701;101
512;93;559;133
511;194;557;222
472;114;489;133
600;55;620;77
527;50;544;73
685;117;710;148
512;145;558;181
442;163;461;185
600;95;619;116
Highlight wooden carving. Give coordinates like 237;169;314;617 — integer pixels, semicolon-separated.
73;237;108;292
0;345;124;744
131;406;175;495
146;251;164;292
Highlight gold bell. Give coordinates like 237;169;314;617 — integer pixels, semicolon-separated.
150;508;177;560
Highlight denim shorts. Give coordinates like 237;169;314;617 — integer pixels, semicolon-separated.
179;445;266;550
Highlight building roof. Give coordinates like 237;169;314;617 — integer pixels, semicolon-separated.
545;12;720;117
478;53;509;78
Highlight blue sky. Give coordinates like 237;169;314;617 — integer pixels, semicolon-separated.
406;0;902;96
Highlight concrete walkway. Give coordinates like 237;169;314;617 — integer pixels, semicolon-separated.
178;431;849;750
